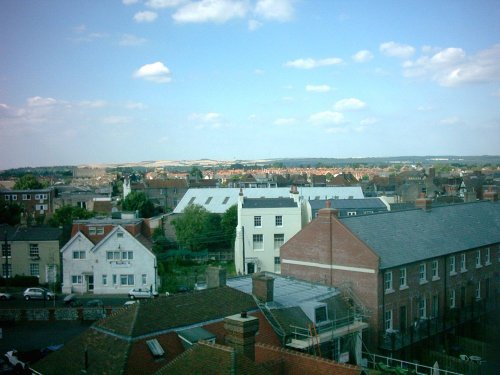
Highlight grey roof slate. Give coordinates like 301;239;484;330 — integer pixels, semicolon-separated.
309;198;387;210
339;201;500;269
174;187;364;214
242;197;298;209
1;224;61;241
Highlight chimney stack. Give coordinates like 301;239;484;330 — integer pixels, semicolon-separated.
318;200;339;219
415;192;432;211
224;313;259;361
206;266;226;289
483;186;498;202
252;273;274;303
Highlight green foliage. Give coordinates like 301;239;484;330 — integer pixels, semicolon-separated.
48;205;95;244
189;167;203;179
14;174;45;189
221;205;237;248
152;226;172;253
121;191;155;218
0;203;23;225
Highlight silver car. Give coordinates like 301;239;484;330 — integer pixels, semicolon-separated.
128;288;158;299
23;287;55;300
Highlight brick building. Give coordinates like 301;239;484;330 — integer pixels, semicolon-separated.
0;188;55;221
280;195;500;353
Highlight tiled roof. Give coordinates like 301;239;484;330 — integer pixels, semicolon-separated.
146;179;188;189
242;197;298;209
1;224;61;241
32;327;130;375
95;286;257;338
340;201;500;269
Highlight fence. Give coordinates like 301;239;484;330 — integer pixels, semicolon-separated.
0;306;120;323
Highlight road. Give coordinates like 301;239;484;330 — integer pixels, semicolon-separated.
0;291;130;308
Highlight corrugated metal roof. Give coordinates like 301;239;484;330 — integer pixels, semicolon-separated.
340;201;500;269
174;187;363;214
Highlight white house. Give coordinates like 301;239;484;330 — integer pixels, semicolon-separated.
234;187;303;275
61;225;158;295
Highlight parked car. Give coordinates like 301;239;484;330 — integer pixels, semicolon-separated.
124;300;138;307
63;294;82;307
85;299;103;308
0;291;12;300
128;288;158;299
23;287;55;301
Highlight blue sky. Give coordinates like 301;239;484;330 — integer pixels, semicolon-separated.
1;0;499;169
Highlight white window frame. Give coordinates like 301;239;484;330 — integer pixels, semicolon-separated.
4;195;10;201
274;234;284;250
2;264;12;278
11;195;17;201
399;268;407;289
30;263;40;277
253;234;264;251
419;263;427;283
22;194;31;200
97;227;105;235
418;298;426;319
460;253;467;272
73;250;86;260
89;227;96;235
102;274;108;286
449;256;456;275
450;289;456;308
485;247;491;265
384;271;393;293
475;250;481;268
72;275;83;284
29;244;39;257
431;260;439;280
254;216;262;228
1;244;11;258
385;309;393;331
475;281;481;300
112;274;117;285
120;274;134;286
347;211;357;216
275;215;283;227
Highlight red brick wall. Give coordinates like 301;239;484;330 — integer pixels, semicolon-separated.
255;343;361;375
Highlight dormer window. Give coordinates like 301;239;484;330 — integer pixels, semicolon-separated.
315;305;328;324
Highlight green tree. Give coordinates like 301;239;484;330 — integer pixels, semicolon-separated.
48;205;95;244
121;191;155;218
14;174;44;189
189;167;203;180
221;205;237;248
0;203;23;225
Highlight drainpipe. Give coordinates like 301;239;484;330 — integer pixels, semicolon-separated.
381;269;385;351
443;255;447;333
242;226;245;274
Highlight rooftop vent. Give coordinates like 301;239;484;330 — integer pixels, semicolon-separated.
146;339;165;358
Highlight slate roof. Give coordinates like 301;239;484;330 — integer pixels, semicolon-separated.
0;224;61;241
339;201;500;269
309;198;387;210
95;286;257;338
242;197;298;209
174;187;364;214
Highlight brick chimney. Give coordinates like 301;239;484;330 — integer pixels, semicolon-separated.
289;184;300;203
483;186;498;202
224;312;259;361
318;199;339;218
252;273;274;303
206;266;226;289
415;192;432;211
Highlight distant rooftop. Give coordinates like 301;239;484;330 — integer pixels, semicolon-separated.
242;197;298;209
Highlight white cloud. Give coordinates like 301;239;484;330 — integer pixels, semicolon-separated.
134;11;158;23
102;116;131;125
248;19;263;31
334;98;366;111
255;0;294;21
274;117;296;126
254;68;264;75
308;111;344;125
403;44;500;87
134;62;171;83
360;117;378;125
380;41;415;58
146;0;186;8
120;34;147;46
173;0;248;24
305;84;331;93
73;24;86;34
79;100;107;108
123;0;139;5
352;50;373;63
285;57;343;69
440;116;460;125
126;101;146;110
27;97;57;107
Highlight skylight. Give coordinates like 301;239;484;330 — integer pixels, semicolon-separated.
146;339;165;358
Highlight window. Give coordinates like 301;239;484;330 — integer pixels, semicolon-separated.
274;257;281;273
30;263;40;277
399;268;407;288
102;274;107;286
205;197;212;204
253;234;263;250
142;274;147;285
11;195;17;201
117;232;124;238
120;274;134;286
449;256;456;274
475;250;481;268
29;244;39;257
222;197;230;204
275;215;283;226
274;234;284;250
485;248;491;265
419;263;427;283
431;260;439;280
384;271;393;292
450;289;456;308
254;216;262;227
460;253;467;271
418;298;426;319
432;295;438;318
475;281;481;300
97;227;104;235
1;244;11;258
315;306;328;324
347;211;357;216
2;264;12;278
89;227;96;235
385;310;393;331
35;204;48;211
22;194;31;200
72;275;83;284
73;251;86;259
4;195;10;201
112;274;117;285
122;251;133;260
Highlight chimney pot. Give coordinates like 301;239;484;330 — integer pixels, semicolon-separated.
241;311;247;318
325;200;331;208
